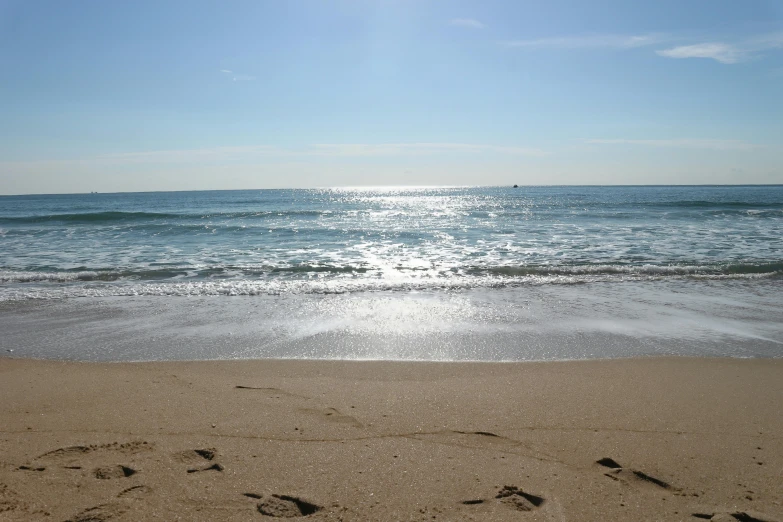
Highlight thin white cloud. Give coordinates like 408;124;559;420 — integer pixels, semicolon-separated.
656;31;783;64
504;33;670;49
586;139;762;151
449;18;485;29
219;69;254;81
656;43;745;64
504;30;783;64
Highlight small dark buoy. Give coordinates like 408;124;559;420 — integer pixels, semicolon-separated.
513;184;518;188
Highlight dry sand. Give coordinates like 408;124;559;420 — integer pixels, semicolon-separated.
0;356;781;521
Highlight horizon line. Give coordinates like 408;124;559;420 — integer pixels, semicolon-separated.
1;183;782;197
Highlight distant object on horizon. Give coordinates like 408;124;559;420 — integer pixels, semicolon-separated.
513;184;518;188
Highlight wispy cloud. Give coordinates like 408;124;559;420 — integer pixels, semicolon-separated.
586;138;762;151
656;31;783;64
503;33;670;49
656;43;744;64
503;30;783;64
449;18;485;29
219;69;254;81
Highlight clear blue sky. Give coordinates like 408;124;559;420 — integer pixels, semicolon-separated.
1;0;781;194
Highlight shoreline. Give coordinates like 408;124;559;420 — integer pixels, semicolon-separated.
2;356;781;521
2;352;782;364
3;283;783;363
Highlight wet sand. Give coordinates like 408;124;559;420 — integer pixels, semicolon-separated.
1;357;781;521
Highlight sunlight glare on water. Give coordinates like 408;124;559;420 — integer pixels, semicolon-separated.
0;186;782;300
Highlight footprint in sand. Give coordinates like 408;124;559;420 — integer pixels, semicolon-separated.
17;441;151;480
596;457;675;491
65;485;152;521
243;493;323;518
37;441;152;460
37;445;93;460
173;448;225;473
66;501;128;522
116;485;152;500
173;448;216;464
187;463;224;474
66;487;152;522
31;441;152;470
93;465;137;479
461;486;545;512
495;486;546;512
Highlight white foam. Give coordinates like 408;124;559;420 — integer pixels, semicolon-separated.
0;270;777;302
0;270;101;283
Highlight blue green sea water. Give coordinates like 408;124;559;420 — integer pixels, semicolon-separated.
1;185;781;361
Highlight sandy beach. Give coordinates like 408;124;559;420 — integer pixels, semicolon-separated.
0;356;781;521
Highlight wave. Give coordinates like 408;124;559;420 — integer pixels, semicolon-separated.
3;199;781;226
2;271;781;301
466;261;783;277
0;209;343;225
0;211;180;224
0;269;189;283
2;261;781;286
0;264;372;283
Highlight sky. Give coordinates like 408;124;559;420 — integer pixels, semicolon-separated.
0;0;781;194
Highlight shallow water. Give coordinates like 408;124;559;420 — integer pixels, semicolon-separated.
2;280;781;362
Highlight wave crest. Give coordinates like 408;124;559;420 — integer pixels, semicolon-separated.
1;261;781;301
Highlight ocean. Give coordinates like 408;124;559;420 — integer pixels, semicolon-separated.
1;185;782;361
